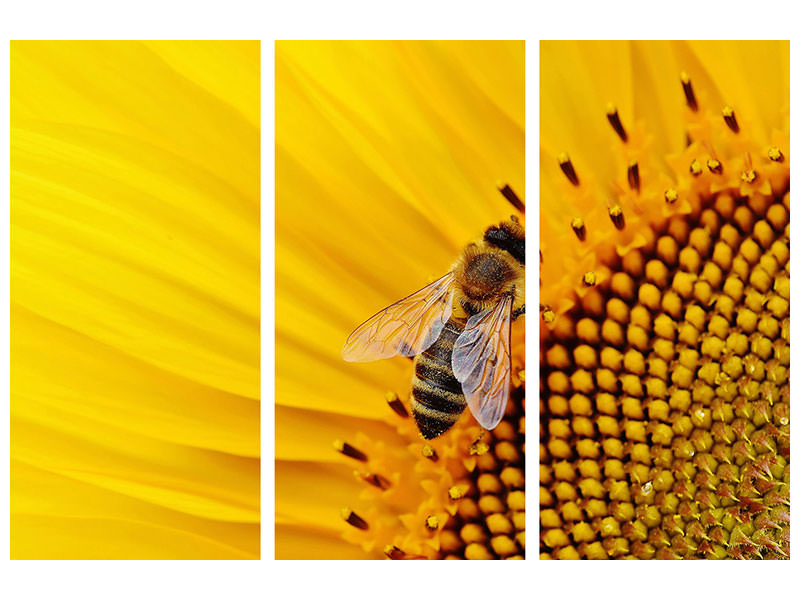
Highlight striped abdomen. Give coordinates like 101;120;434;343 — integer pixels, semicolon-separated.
411;318;467;439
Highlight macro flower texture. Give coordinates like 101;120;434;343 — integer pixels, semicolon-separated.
11;41;260;559
276;40;526;559
540;40;789;559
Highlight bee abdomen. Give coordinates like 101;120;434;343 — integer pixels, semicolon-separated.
410;320;467;440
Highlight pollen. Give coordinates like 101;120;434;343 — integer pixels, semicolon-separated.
571;217;587;241
609;205;625;230
722;106;739;133
768;146;784;162
541;68;789;560
707;158;723;174
665;188;679;204
741;169;757;184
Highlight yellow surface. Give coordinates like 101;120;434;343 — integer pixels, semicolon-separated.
11;41;260;559
275;40;524;558
539;40;790;316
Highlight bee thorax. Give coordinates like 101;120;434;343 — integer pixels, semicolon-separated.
460;251;513;301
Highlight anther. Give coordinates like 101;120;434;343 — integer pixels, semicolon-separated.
384;545;425;560
384;545;404;559
334;439;368;462
690;159;703;176
448;485;467;500
609;205;625;230
541;306;555;323
606;103;628;142
498;183;525;213
470;441;490;456
741;169;757;184
722;106;739;133
385;391;408;418
627;160;640;192
357;471;391;490
680;72;698;111
768;146;784;162
341;507;369;530
571;216;586;241
582;271;596;287
665;188;678;204
707;158;723;174
558;152;580;186
421;444;439;461
425;515;440;531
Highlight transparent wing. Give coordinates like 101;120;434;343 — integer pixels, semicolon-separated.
451;294;513;430
341;272;455;362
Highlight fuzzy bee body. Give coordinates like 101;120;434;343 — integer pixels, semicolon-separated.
343;219;525;439
411;317;467;439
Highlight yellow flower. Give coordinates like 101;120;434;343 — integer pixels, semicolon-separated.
11;41;260;559
276;40;525;559
540;41;789;559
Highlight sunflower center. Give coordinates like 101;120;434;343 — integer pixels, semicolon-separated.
540;66;790;559
541;188;789;559
337;381;526;559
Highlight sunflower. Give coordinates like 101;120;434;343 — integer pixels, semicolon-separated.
539;40;789;559
10;41;260;559
276;40;525;559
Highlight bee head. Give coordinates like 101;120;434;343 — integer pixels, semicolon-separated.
484;219;525;265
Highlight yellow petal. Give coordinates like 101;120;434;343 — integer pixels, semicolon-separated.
12;461;258;559
11;40;260;558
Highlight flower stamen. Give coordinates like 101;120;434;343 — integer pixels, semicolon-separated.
571;216;586;241
334;439;368;461
449;485;468;500
768;146;784;162
608;205;625;230
627;159;640;192
341;507;369;530
558;152;580;185
707;158;723;174
422;444;439;461
357;471;391;490
470;440;490;456
386;391;409;417
384;545;426;560
498;183;525;213
606;104;628;142
680;71;698;111
722;106;739;133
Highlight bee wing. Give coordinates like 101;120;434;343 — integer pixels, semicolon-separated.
451;293;513;430
342;272;455;362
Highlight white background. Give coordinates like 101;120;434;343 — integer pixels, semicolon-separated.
2;0;799;599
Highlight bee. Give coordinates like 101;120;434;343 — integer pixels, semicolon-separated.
342;218;525;439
